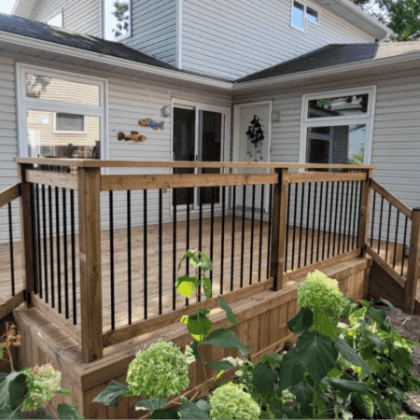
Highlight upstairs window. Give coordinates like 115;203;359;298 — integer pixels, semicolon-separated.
47;11;63;27
291;1;319;31
103;0;131;41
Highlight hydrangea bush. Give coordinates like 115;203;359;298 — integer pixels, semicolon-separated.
297;270;344;321
126;339;189;399
209;383;260;420
22;364;62;412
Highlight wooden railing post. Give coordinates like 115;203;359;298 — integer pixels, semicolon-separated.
78;167;103;362
358;169;373;258
270;168;289;291
18;163;36;306
404;208;420;314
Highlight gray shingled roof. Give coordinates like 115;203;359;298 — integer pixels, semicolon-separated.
236;42;420;83
0;13;178;71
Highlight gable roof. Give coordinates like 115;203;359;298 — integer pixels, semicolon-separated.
0;13;178;72
236;42;420;83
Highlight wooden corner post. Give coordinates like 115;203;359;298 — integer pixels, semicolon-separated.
404;208;420;314
270;169;289;291
78;167;103;362
18;163;36;307
358;169;373;258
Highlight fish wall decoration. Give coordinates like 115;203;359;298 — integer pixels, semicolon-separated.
138;118;165;131
117;131;147;142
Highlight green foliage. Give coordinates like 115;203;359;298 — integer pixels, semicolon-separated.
93;380;130;406
126;339;189;399
209;383;260;420
57;403;84;419
348;152;364;165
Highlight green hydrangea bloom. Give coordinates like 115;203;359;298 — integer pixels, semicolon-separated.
126;339;189;399
297;270;344;320
22;364;61;412
209;383;261;420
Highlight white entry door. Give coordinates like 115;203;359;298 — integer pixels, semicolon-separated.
233;102;272;211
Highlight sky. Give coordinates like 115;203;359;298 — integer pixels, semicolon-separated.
0;0;16;14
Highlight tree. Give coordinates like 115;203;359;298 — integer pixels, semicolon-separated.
353;0;420;41
111;1;130;38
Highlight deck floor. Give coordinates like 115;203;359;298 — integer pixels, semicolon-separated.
0;216;415;334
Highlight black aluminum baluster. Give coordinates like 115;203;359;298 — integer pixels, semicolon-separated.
355;181;363;250
285;184;291;272
7;203;15;296
186;188;191;306
159;189;163;314
347;181;354;252
221;186;226;293
337;181;345;255
35;185;42;298
401;217;408;276
210;187;215;294
127;190;132;324
385;202;392;262
198;189;203;302
292;183;298;270
55;187;62;313
316;182;323;263
109;191;115;330
48;186;55;308
370;190;376;247
377;195;384;254
298;183;305;268
70;190;76;324
342;181;350;254
258;185;265;280
240;185;246;288
328;182;334;258
42;185;49;304
143;190;148;317
311;182;317;265
231;186;236;290
30;184;38;295
322;182;328;261
62;189;69;319
304;183;311;266
266;185;273;278
392;210;400;269
249;185;256;284
173;189;177;311
332;182;340;257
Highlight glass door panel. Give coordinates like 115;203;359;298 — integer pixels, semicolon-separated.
173;107;195;207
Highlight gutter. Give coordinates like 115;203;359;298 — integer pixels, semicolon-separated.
0;31;234;91
233;50;420;91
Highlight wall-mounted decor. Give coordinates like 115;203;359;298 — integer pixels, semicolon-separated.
161;105;171;117
272;111;281;123
138;118;165;131
246;115;265;161
117;131;147;142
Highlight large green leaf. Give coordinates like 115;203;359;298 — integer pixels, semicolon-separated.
291;382;313;409
181;310;213;341
380;298;397;314
205;359;237;371
288;307;314;334
312;311;338;339
185;340;201;364
296;333;337;387
349;308;366;328
0;371;27;410
180;400;210;419
373;396;391;419
367;308;386;328
150;408;179;419
217;296;238;327
0;408;24;419
201;329;250;354
278;349;305;391
175;276;200;299
335;338;371;377
136;399;169;411
92;381;130;406
253;363;276;396
327;378;369;394
260;353;282;367
57;389;72;396
202;277;212;300
57;404;84;419
393;346;412;371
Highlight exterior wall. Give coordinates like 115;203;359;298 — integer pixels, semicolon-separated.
233;68;420;210
123;0;178;66
29;0;102;37
180;0;375;79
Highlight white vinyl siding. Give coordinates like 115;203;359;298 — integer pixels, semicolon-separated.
233;69;420;210
29;0;102;37
181;0;374;80
122;0;178;67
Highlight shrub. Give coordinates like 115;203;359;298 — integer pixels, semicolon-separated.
126;339;189;399
209;382;260;420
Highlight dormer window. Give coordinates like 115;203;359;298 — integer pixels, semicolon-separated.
291;1;319;31
103;0;132;41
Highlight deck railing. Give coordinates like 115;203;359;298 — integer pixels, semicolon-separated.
2;158;418;363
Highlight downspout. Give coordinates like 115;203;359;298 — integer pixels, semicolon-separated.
176;0;183;69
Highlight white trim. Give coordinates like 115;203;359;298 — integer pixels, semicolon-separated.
102;0;132;42
53;113;87;134
16;63;108;160
176;0;183;69
290;0;320;33
299;85;377;167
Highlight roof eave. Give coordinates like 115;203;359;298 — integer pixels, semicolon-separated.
233;50;420;91
12;0;36;18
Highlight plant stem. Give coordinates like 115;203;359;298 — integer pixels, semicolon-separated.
312;388;317;419
159;397;163;409
202;360;209;391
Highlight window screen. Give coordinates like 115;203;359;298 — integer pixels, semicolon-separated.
55;113;85;132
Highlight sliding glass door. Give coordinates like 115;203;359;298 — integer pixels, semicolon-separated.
172;104;228;209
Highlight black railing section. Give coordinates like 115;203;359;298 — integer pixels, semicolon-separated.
31;184;80;325
284;180;363;272
102;183;273;331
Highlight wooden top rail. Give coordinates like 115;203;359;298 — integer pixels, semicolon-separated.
15;158;375;170
0;183;21;208
370;179;413;219
285;171;367;184
101;173;278;191
26;170;78;190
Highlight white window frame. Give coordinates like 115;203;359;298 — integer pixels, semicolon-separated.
291;0;320;32
47;9;63;27
53;113;87;134
102;0;132;42
299;86;377;166
16;63;109;159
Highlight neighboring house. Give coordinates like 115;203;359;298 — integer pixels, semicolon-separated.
0;0;420;240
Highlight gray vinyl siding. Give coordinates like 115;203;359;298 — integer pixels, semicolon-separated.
181;0;375;80
233;68;420;211
122;0;178;66
29;0;102;37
